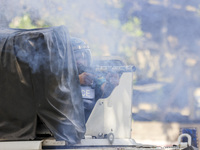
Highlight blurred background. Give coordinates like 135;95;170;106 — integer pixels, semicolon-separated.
1;0;200;147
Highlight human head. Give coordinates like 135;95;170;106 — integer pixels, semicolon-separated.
70;37;92;68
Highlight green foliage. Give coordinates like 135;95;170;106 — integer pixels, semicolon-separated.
9;14;49;29
107;17;143;38
122;17;143;37
108;19;121;28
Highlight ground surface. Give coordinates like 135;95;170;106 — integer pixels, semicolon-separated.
131;121;200;148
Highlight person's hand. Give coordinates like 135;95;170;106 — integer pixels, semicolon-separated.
106;72;120;86
79;72;94;86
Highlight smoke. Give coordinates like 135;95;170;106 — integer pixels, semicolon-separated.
0;0;124;55
15;37;48;73
1;0;200;123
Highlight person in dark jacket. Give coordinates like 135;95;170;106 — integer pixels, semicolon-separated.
71;37;119;122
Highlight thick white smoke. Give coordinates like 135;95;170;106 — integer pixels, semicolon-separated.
1;0;200;137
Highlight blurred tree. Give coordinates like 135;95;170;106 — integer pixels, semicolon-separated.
121;17;143;37
9;14;49;29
